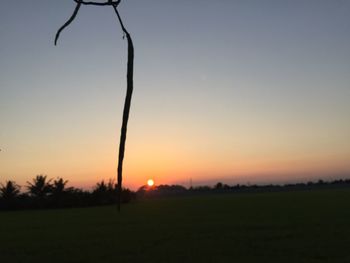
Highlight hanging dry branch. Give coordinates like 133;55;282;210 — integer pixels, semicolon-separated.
111;4;134;212
55;0;134;211
54;2;81;45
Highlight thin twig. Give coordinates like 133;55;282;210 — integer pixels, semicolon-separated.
54;2;82;45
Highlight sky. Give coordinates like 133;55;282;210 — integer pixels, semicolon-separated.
1;0;350;190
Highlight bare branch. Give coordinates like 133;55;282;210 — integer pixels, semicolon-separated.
74;0;121;6
112;3;129;37
54;2;82;45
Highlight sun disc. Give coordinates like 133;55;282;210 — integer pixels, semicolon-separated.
147;179;154;187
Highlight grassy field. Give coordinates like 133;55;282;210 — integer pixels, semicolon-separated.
1;188;350;263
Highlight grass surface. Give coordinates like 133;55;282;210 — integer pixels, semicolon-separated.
1;189;350;262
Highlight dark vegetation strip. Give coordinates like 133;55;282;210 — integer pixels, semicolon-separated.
1;175;350;211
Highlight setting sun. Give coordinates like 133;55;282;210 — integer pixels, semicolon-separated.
147;179;154;187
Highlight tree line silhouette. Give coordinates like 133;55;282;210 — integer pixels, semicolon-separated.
2;176;350;211
0;175;134;211
137;179;350;198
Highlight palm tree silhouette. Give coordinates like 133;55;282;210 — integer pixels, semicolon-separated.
26;175;52;198
0;181;20;200
52;178;69;195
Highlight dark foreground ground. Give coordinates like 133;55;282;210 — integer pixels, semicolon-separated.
1;188;350;263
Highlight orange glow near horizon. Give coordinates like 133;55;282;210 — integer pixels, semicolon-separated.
1;91;349;191
1;139;350;191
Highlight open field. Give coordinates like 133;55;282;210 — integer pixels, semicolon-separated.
1;188;350;263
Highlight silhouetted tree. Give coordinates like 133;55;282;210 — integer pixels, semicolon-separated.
0;181;20;200
27;175;52;198
51;177;69;195
93;180;108;193
215;182;223;190
317;179;325;185
107;179;117;192
49;177;73;207
92;180;110;205
55;0;135;211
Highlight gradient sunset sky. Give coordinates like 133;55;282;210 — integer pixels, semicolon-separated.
1;0;350;190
